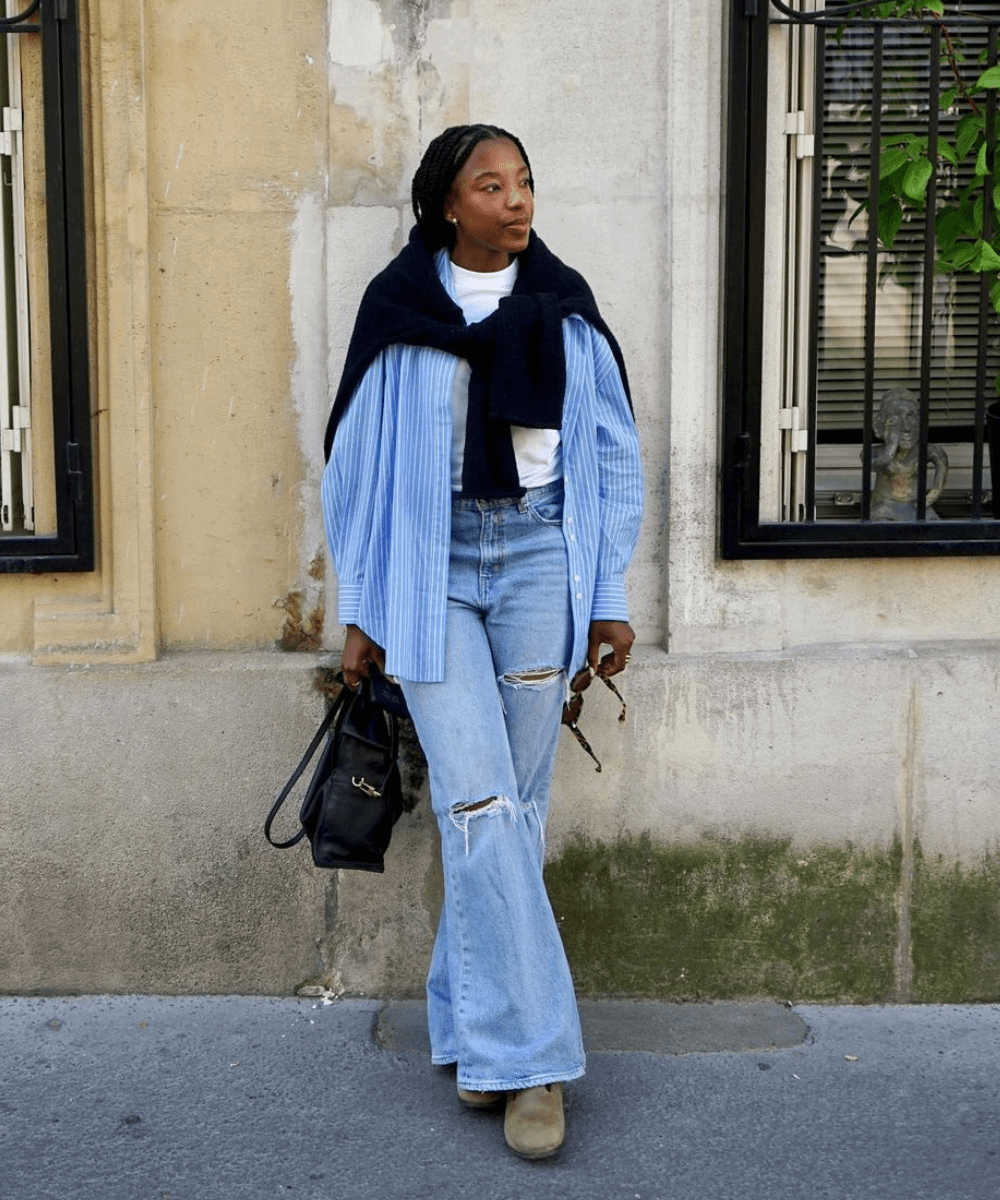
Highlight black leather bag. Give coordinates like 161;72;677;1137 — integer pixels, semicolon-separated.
264;672;404;872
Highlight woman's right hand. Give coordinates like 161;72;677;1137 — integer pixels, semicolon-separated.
341;624;386;690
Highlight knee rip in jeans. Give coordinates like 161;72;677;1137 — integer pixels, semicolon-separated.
500;667;562;689
449;794;517;854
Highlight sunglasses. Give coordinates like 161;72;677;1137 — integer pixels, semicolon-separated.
561;666;627;773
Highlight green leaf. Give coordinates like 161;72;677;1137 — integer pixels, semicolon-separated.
992;278;1000;318
957;180;980;207
879;147;912;179
878;177;902;206
937;243;978;272
976;141;989;178
939;88;959;112
969;239;1000;273
956;114;985;160
994;185;1000;218
881;134;924;156
959;199;982;236
878;199;903;250
973;195;985;235
936;206;964;250
974;66;1000;92
938;139;958;166
902;157;934;203
957;178;980;204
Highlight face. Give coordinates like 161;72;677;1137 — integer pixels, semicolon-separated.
443;137;534;272
883;401;918;450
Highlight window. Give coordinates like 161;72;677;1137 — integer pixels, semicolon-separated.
723;0;1000;557
0;0;91;573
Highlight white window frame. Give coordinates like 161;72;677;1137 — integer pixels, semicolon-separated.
0;18;33;532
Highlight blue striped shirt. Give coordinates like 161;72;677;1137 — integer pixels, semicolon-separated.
321;257;643;683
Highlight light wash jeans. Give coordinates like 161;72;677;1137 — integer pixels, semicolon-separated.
399;480;586;1093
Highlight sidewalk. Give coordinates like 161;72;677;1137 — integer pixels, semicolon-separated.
1;996;998;1200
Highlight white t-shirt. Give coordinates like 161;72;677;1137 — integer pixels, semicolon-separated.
449;258;562;492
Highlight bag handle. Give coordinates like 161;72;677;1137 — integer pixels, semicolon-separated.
324;673;402;800
264;684;349;849
264;670;403;849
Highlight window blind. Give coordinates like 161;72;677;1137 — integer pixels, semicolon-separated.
816;12;998;438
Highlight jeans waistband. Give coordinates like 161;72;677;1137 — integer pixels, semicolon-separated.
452;479;564;513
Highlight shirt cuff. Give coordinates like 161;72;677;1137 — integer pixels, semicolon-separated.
337;582;363;627
589;577;630;623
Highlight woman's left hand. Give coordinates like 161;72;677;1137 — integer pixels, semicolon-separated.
587;620;635;679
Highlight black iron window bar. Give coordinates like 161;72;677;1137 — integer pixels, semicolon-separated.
0;1;42;35
724;0;1000;557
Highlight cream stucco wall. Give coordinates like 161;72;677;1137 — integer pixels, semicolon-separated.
1;0;333;660
2;0;1000;997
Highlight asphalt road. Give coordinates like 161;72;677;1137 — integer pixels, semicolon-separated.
1;996;998;1200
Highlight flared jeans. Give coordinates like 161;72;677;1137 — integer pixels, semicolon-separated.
399;481;586;1093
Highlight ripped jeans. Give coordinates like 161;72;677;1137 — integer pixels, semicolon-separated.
399;480;585;1093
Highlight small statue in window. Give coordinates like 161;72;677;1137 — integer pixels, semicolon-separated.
870;388;948;521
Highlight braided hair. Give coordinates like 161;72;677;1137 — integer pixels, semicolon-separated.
411;124;533;251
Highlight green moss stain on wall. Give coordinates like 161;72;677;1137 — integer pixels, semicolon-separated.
546;835;901;1002
911;845;1000;1003
547;834;1000;1003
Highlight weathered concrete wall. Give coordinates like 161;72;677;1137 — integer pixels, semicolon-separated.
328;641;1000;1003
1;653;329;994
2;0;1000;1000
5;643;998;1000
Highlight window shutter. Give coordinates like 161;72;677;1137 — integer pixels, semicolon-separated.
816;19;1000;438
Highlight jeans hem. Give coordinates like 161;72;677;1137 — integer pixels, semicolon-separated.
455;1061;586;1093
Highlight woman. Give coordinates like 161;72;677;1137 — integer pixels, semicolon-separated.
321;124;643;1159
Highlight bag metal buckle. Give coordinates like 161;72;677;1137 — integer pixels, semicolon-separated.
352;776;381;798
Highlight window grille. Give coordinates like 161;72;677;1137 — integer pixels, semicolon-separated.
723;0;1000;557
0;0;92;573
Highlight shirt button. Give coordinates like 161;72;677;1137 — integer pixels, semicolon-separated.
574;575;581;582
576;592;583;600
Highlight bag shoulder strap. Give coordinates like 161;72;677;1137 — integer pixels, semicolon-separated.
264;689;347;848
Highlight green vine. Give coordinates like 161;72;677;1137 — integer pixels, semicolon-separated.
856;2;1000;393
